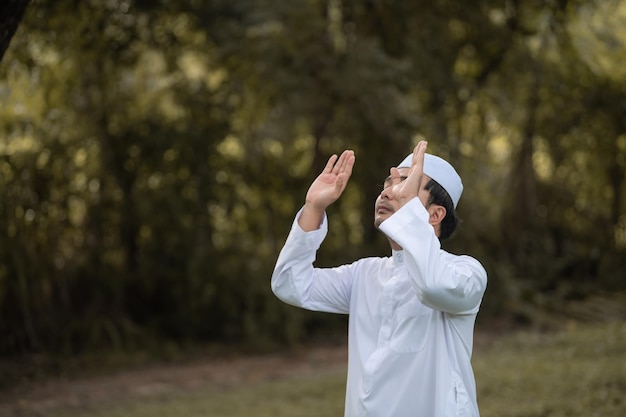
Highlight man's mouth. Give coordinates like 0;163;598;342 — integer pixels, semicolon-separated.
376;203;394;215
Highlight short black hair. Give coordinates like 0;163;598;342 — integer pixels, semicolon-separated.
424;178;459;240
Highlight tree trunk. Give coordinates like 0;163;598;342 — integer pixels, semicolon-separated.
0;0;30;62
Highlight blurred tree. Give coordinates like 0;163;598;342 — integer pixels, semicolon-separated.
0;0;625;359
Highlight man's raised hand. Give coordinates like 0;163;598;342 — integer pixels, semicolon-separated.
306;150;355;210
298;150;355;231
391;141;427;206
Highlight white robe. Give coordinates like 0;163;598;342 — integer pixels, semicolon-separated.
271;198;488;417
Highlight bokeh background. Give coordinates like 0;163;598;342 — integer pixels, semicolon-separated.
1;0;625;372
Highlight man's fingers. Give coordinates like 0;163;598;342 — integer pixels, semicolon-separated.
341;150;355;175
388;167;403;186
334;151;346;174
411;140;428;170
332;150;354;174
324;154;339;173
335;151;355;191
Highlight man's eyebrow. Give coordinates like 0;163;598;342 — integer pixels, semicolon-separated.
384;175;409;183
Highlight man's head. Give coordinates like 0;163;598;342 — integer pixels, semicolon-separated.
374;153;462;240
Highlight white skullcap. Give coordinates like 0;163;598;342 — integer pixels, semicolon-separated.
397;153;463;208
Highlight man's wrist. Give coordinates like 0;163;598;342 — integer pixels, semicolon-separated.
298;203;326;232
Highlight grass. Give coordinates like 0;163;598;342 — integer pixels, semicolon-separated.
474;321;626;417
16;321;626;417
47;369;347;417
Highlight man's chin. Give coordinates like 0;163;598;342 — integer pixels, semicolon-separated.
374;216;387;228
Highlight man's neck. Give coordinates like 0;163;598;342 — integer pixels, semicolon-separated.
388;238;402;251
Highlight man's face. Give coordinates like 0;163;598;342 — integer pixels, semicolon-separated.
374;167;431;228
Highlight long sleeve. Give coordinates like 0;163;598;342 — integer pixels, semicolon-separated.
271;208;353;314
378;198;487;315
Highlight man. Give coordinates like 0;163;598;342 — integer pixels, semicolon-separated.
271;141;487;417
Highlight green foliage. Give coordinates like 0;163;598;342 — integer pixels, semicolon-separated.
1;0;625;356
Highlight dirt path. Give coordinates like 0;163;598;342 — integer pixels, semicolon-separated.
0;328;504;417
0;344;348;417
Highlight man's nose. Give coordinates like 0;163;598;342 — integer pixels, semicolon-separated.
380;167;403;200
380;182;394;201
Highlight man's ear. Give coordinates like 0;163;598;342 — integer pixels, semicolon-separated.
428;205;446;227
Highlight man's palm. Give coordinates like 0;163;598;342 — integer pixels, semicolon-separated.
306;150;355;210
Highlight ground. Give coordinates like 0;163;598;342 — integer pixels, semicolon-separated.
0;330;501;417
0;343;348;416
